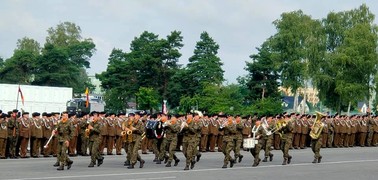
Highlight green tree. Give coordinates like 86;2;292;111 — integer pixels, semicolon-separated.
186;31;224;96
33;22;96;93
271;10;321;112
136;87;159;112
245;38;281;102
317;4;378;113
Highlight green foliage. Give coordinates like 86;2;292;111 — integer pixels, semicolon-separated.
0;50;38;84
242;97;283;116
136;87;159;112
245;38;281;102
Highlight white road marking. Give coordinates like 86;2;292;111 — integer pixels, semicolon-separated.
122;176;176;180
6;159;378;180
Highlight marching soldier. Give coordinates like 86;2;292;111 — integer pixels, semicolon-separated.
219;115;236;168
127;112;145;169
31;112;43;158
53;111;74;171
162;115;180;167
261;116;274;162
0;113;8;159
193;113;202;163
241;116;252;151
51;112;60;157
181;113;198;170
279;114;294;165
250;120;264;167
87;111;104;167
310;114;325;163
234;115;244;163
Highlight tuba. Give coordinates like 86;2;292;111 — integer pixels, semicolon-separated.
309;111;326;139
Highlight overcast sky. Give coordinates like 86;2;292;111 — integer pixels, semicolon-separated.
1;0;377;84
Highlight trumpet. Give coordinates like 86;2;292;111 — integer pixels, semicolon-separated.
219;120;229;129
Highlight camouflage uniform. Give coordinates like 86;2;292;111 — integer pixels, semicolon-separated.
7;115;19;158
182;120;198;170
310;121;324;163
219;122;236;168
88;119;103;167
55;118;74;170
159;121;180;167
279;119;293;165
234;122;243;162
250;125;263;166
128;119;145;168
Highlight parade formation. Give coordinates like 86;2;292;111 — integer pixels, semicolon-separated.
0;109;378;171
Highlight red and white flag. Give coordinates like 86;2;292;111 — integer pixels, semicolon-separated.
18;85;25;106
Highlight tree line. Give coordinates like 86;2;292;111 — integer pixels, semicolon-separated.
1;4;377;115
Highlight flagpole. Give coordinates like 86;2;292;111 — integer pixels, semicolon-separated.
16;85;20;110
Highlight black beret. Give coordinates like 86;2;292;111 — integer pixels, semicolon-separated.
42;112;48;116
90;111;98;116
0;113;6;118
128;113;135;117
46;113;52;117
23;112;29;115
13;109;19;113
32;112;40;117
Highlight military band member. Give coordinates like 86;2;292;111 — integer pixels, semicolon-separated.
250;121;263;167
53;111;74;171
310;115;325;163
19;112;30;158
51;112;60;157
31;112;43;158
87;111;104;167
0;113;8;159
234;115;243;163
127;112;145;169
219;115;236;168
241;116;252;151
158;114;180;167
261;116;274;162
279;114;293;165
193;113;202;163
181;113;198;170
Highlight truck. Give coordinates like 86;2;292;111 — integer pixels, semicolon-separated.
0;83;72;113
66;97;105;114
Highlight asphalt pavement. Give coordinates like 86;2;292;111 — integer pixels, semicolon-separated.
1;146;378;180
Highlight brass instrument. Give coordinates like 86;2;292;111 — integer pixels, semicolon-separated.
121;119;133;142
261;117;272;136
270;117;295;135
309;111;326;139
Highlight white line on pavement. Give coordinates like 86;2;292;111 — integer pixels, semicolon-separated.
6;159;378;180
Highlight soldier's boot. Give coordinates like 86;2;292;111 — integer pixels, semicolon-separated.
196;153;201;162
139;160;145;168
174;158;180;166
67;160;73;170
184;164;190;170
53;161;60;167
156;159;162;164
282;158;287;165
287;156;292;164
97;157;104;167
238;155;244;163
262;156;268;162
230;159;235;168
318;156;322;163
88;161;95;168
190;160;196;169
124;160;130;166
269;154;274;161
252;160;259;167
312;158;318;163
165;161;172;167
153;157;158;162
164;156;169;164
127;163;135;169
57;164;64;171
222;162;228;168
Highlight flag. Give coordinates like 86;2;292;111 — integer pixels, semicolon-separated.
18;85;25;106
85;87;89;108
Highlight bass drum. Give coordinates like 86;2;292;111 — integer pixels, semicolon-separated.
154;121;165;139
145;120;158;139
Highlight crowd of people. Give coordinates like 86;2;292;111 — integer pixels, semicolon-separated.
1;109;378;171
